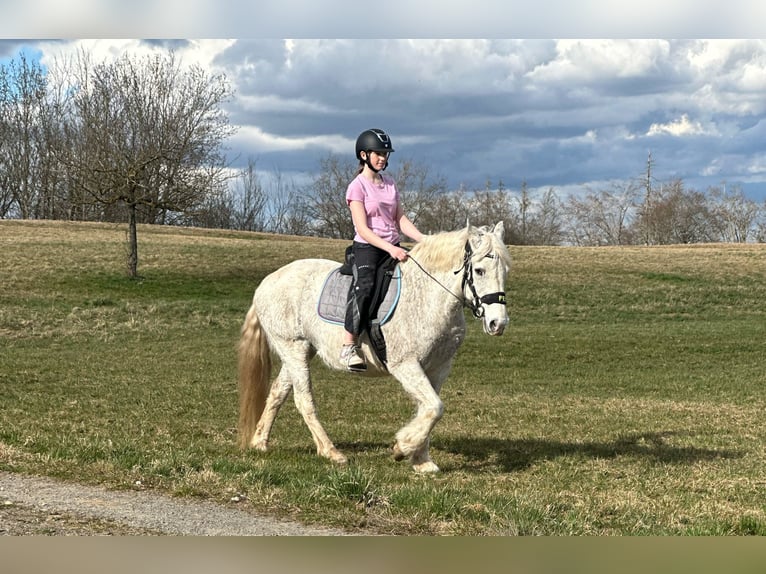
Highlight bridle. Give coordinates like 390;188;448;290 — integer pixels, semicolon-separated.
457;241;507;319
407;240;507;320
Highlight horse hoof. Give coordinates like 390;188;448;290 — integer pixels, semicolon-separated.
392;442;406;461
327;449;348;465
250;439;268;452
413;460;440;474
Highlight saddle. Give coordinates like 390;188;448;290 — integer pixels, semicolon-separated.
317;246;401;366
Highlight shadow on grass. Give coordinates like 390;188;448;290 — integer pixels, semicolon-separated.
437;430;742;473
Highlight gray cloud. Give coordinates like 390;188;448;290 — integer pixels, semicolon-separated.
209;39;766;198
4;38;766;200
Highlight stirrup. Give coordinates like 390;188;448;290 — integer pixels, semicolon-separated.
340;344;367;372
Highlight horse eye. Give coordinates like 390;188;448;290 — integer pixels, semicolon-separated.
475;268;485;277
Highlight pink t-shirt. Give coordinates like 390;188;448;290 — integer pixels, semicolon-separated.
346;173;401;245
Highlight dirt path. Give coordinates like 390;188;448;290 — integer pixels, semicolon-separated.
0;471;349;536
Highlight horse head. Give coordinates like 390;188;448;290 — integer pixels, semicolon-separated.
464;221;511;336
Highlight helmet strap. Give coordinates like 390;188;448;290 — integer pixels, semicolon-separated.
362;151;387;173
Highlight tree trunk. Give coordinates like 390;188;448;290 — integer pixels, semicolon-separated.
127;202;139;278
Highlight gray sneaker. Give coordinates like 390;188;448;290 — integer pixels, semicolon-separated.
340;344;367;372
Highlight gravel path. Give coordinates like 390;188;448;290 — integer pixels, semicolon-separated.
0;471;349;536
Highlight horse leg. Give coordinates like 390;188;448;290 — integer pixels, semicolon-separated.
291;368;348;465
406;360;453;471
272;339;348;465
250;367;293;451
389;360;444;473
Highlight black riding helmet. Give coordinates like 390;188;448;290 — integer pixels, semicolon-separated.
355;128;394;172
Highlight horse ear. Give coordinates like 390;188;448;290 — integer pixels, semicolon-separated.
493;220;505;243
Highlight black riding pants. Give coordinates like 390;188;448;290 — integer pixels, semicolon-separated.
344;241;395;336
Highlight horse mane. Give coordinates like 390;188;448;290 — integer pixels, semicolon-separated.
408;225;511;272
408;228;468;272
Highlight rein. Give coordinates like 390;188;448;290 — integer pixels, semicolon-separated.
407;241;506;319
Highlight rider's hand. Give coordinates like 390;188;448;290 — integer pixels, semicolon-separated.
390;246;409;261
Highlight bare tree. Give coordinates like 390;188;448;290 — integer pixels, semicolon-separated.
708;184;760;243
566;182;640;246
305;154;360;239
416;187;468;234
51;49;235;277
230;158;268;232
0;54;50;219
275;192;313;236
459;180;565;245
637;180;715;244
264;171;312;235
182;179;233;229
756;201;766;243
0;74;13;216
469;180;516;236
636;150;659;245
391;159;447;233
526;187;565;245
518;180;532;244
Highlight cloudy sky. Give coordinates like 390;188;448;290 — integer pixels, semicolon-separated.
3;5;766;201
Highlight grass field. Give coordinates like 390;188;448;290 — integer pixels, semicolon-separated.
2;219;766;535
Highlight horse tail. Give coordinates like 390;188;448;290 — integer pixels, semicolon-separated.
237;302;271;450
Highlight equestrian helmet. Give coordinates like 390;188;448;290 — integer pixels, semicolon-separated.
355;128;395;160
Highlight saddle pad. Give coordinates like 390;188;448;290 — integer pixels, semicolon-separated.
317;266;401;326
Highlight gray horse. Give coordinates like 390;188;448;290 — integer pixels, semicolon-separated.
237;222;511;473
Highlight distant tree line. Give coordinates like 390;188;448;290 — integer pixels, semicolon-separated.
200;155;766;246
3;50;766;268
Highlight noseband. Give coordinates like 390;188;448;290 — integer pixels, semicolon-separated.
457;241;507;319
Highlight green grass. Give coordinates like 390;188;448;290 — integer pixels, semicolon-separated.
2;220;766;535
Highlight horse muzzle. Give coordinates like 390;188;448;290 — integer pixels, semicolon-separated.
483;314;508;336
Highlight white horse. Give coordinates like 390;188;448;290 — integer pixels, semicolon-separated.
237;222;511;473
